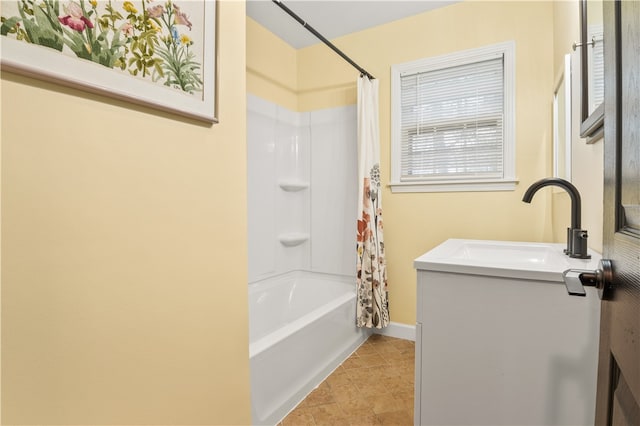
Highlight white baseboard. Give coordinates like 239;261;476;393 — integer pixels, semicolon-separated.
373;321;415;341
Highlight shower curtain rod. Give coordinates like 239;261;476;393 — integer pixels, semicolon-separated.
272;0;375;80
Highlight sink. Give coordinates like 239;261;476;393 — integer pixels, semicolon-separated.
450;241;568;267
414;239;600;282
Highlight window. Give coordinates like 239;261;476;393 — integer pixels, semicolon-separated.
390;41;516;192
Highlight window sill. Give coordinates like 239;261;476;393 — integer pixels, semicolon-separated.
389;179;518;193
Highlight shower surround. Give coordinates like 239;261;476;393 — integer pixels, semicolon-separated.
247;94;369;425
247;94;359;281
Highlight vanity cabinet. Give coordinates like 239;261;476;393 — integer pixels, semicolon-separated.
414;239;601;425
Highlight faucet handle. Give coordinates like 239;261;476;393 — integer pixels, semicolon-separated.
562;259;614;299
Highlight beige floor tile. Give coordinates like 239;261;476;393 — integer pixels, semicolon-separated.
369;393;405;414
395;340;416;351
372;343;402;354
326;370;353;388
355;381;392;398
357;353;390;367
346;366;384;385
307;403;349;425
280;335;415;425
303;385;335;407
281;407;316;426
336;395;372;412
341;356;368;370
330;383;362;401
391;389;414;410
345;408;382;425
355;343;380;357
378;378;405;394
377;409;414;425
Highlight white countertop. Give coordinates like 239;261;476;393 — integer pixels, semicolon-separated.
414;238;602;282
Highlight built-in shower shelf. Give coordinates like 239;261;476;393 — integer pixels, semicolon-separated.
278;233;309;247
278;179;309;192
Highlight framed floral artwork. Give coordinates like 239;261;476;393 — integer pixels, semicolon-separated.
1;0;217;122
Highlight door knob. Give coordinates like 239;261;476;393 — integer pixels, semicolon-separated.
562;259;614;299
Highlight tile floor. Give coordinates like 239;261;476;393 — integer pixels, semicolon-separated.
278;334;415;426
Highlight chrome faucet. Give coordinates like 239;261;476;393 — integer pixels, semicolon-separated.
522;177;591;259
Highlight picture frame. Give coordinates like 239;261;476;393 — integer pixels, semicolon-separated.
577;0;604;142
0;0;217;123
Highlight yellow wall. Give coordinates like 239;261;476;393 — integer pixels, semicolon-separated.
249;1;556;326
247;16;298;111
1;1;251;424
552;0;604;253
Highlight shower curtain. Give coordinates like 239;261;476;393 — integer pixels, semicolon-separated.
356;76;389;329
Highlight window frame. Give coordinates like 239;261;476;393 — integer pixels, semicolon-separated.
390;41;517;193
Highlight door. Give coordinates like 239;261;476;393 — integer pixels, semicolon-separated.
594;1;640;424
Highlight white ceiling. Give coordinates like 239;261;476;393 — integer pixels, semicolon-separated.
246;0;459;49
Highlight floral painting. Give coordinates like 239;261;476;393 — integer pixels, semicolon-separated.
0;0;216;121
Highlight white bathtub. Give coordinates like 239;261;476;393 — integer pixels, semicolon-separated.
249;271;369;425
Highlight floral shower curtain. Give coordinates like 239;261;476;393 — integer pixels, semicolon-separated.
356;76;389;329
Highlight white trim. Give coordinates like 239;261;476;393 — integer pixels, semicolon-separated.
373;321;416;341
390;179;518;193
390;41;516;192
552;54;572;182
394;41;512;76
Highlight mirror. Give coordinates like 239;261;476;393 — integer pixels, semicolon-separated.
554;54;572;182
578;0;604;142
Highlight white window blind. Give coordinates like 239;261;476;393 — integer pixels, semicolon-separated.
391;41;516;193
399;58;504;181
